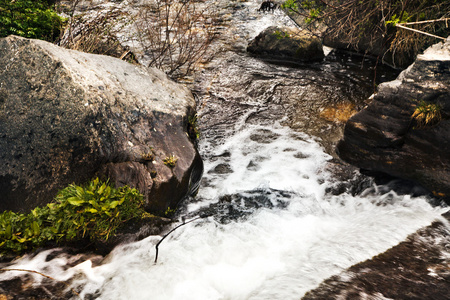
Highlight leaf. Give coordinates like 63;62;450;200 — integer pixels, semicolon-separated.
86;208;98;214
31;221;40;236
67;197;85;206
104;186;111;198
75;186;84;198
97;183;106;195
17;237;28;243
109;201;120;209
5;225;12;239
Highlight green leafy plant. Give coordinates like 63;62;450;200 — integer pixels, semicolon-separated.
141;152;155;161
163;155;178;168
0;0;65;41
0;178;145;255
274;30;291;39
412;100;442;128
164;207;176;218
188;114;200;140
385;12;411;27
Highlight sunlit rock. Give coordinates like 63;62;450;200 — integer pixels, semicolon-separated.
0;35;202;214
337;36;450;200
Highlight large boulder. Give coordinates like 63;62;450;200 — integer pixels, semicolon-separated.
0;35;202;215
247;26;324;62
337;37;450;198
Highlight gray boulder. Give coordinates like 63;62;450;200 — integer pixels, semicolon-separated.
0;35;202;214
337;37;450;198
247;26;324;62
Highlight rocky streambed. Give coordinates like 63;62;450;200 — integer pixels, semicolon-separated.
0;0;449;299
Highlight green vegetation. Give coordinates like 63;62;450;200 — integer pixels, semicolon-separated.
274;29;291;39
141;152;155;161
163;155;178;168
188;114;200;140
282;0;450;66
0;178;146;255
0;0;65;41
164;206;176;218
412;100;442;128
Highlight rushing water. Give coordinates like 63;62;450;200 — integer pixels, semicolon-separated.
2;122;447;299
1;0;449;299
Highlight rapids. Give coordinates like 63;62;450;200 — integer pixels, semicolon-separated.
1;0;448;299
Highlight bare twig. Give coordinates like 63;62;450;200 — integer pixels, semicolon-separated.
135;0;217;79
154;216;201;263
396;24;446;40
399;18;450;25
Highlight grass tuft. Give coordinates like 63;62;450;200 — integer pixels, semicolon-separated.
411;100;442;128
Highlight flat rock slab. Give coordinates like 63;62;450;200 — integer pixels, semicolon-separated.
302;212;450;300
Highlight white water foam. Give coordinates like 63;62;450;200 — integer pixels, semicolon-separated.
1;124;447;300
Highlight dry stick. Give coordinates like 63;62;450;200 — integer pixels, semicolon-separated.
120;50;131;60
396;24;446;40
0;268;81;299
399;18;450;26
154;216;204;263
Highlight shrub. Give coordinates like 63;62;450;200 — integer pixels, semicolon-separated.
58;6;131;59
0;0;65;42
282;0;450;66
135;0;218;79
0;178;145;255
412;100;442;128
188;114;200;140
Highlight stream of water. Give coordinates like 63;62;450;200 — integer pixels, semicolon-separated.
3;121;447;299
1;1;449;299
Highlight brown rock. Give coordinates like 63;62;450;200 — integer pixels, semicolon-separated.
247;26;325;62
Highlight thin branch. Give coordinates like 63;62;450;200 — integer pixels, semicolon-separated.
154;216;201;263
396;24;446;40
399;18;450;25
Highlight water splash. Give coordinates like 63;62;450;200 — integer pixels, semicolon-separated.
1;124;446;300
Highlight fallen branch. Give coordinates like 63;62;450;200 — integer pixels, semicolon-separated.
154;214;211;263
396;23;446;40
398;18;450;26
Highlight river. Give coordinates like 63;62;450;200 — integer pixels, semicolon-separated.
1;0;449;299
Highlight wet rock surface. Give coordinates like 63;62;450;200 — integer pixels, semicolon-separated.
337;37;450;199
0;35;201;215
302;212;450;300
247;26;324;62
195;49;398;157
